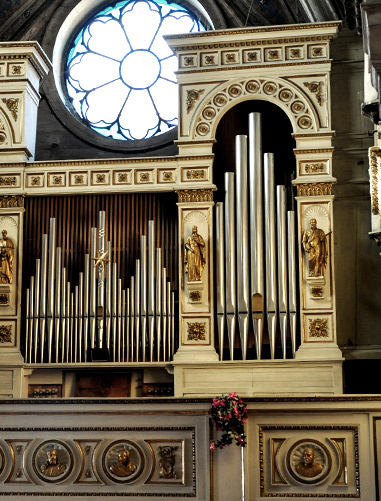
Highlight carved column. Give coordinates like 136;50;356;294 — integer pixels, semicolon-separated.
0;42;51;162
294;148;342;362
173;189;218;363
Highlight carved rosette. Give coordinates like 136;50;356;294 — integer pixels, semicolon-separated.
309;318;329;338
187;322;206;341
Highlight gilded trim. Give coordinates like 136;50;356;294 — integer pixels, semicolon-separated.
0;195;24;208
177;60;332;75
369;147;381;215
165;22;341;40
296;182;333;196
259;425;360;498
177;189;213;202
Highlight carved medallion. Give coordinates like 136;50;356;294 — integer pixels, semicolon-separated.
102;440;144;484
33;440;73;483
286;439;331;484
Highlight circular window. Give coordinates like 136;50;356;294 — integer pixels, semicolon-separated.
64;0;206;142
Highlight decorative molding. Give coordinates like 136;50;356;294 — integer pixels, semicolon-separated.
304;81;324;106
193;77;317;139
186;169;205;180
309;318;329;338
1;98;18;121
189;291;201;302
0;195;23;208
167;24;339;44
312;286;324;298
187;322;206;341
177;189;213;202
0;176;17;186
259;425;360;498
296;183;333;196
186;89;204;113
369;147;381;216
0;324;11;343
305;163;324;173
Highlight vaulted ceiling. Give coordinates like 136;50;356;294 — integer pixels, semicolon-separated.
0;0;358;43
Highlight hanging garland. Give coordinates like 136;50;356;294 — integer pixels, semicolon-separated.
209;392;248;450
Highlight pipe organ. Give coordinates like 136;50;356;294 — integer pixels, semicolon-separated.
0;22;344;397
216;113;298;361
25;214;176;364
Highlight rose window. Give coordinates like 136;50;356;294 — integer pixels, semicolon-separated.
65;0;206;141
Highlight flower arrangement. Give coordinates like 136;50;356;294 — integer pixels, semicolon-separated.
209;392;248;450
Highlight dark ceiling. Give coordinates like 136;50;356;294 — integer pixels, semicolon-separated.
0;0;360;43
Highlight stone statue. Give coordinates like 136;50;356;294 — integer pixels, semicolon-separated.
185;226;206;282
109;449;137;477
295;447;323;478
302;218;328;277
0;230;14;284
40;449;66;477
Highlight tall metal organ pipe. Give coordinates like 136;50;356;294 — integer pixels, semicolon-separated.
216;113;298;360
25;217;175;364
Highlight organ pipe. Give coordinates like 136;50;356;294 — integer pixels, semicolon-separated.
216;113;299;361
25;217;176;364
264;153;278;359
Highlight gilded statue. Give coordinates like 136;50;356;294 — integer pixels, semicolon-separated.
0;230;14;284
109;449;137;477
40;449;66;477
185;226;206;282
295;447;323;478
302;218;328;277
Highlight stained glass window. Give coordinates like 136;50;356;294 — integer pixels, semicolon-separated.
65;0;206;141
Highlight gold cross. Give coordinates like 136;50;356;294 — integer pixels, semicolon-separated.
91;250;109;269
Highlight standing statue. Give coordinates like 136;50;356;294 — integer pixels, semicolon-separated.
0;230;14;284
302;218;328;277
185;226;206;282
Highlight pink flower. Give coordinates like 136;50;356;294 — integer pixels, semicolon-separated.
229;392;238;398
210;443;216;451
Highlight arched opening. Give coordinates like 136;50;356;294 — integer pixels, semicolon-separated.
213;99;296;202
212;99;299;360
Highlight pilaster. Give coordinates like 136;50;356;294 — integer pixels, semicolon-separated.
173;189;218;363
0;42;51;162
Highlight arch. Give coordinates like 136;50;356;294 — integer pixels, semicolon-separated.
188;76;321;141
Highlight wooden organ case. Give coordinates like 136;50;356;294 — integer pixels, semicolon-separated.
0;22;343;400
